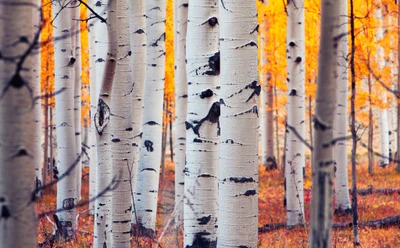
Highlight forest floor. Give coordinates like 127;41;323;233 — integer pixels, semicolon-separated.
36;158;400;247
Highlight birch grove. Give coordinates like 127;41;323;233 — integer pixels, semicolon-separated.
285;0;305;227
218;0;259;246
184;0;220;246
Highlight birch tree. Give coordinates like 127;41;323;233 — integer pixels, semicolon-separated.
128;0;146;223
218;0;259;247
93;0;117;246
0;1;39;246
135;0;166;235
285;0;305;227
334;0;351;213
53;1;78;238
184;0;219;246
309;0;340;246
173;0;188;229
110;0;133;245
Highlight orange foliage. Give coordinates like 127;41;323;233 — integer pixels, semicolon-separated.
80;4;90;127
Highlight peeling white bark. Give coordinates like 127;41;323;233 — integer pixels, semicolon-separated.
173;0;188;231
0;1;38;246
53;1;78;238
184;0;219;246
110;0;133;246
135;0;166;234
218;0;259;247
285;0;305;226
128;0;146;224
333;0;351;211
93;0;117;246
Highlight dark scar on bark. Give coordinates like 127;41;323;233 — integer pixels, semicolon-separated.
235;41;258;49
144;140;154;152
197;215;211;225
144;121;160;126
94;99;110;135
201;17;219;27
185;101;220;136
151;32;165;47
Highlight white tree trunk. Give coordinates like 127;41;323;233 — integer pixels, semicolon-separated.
128;0;146;224
53;1;78;238
135;0;166;235
94;0;117;246
88;0;97;214
260;14;268;167
71;0;83;201
309;0;339;246
334;0;351;212
173;0;188;230
0;1;38;246
218;0;259;247
110;0;133;246
376;6;390;166
285;0;305;226
184;0;219;246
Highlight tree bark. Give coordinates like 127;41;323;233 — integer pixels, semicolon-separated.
285;0;306;227
218;0;259;247
309;0;340;246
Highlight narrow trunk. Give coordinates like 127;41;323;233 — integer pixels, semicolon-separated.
0;1;38;246
266;79;276;169
309;0;340;246
93;0;117;246
285;0;306;227
135;0;166;235
218;0;259;246
173;0;189;232
334;0;351;213
53;1;78;239
127;0;146;224
398;0;400;172
368;52;374;175
184;0;219;246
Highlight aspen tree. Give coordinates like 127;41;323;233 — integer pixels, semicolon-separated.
334;0;351;212
218;0;259;247
309;0;340;246
128;0;146;223
184;0;219;246
110;0;133;245
285;0;305;226
53;1;78;238
135;0;166;235
94;0;117;246
0;0;38;246
173;0;188;229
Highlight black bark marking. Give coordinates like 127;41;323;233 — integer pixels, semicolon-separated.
201;17;218;27
62;198;75;210
198;174;213;178
197;215;211;225
319;160;334;168
144;121;160;126
200;89;214;99
111;138;120;143
186;231;216;248
67;57;76;67
227;81;260;102
94;99;110;135
134;29;145;34
228;177;255;183
235;41;258;49
294;56;302;63
243;190;257;196
203;52;220;76
151;33;166;47
314;117;330;131
144;140;154;152
231;106;258;118
186;101;220;136
95;1;101;6
141;168;156;172
0;205;11;219
250;24;259;34
289;41;296;47
145;209;153;212
96;58;105;63
289;89;297;96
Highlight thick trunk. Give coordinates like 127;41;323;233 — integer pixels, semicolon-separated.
309;0;339;246
110;0;133;245
285;0;305;227
173;0;188;232
93;0;117;246
0;1;38;246
398;0;400;172
184;0;219;246
128;0;146;224
53;1;78;239
218;0;259;247
135;0;166;235
334;0;351;212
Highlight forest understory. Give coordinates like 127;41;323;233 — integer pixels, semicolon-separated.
36;157;400;248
